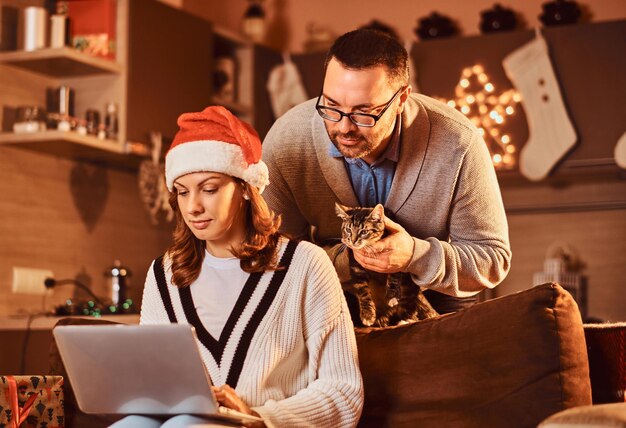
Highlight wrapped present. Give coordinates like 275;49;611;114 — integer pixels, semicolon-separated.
0;375;64;428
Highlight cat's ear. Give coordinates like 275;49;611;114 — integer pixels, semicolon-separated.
369;204;385;221
335;202;350;220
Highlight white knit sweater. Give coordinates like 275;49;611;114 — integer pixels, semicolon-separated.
140;239;364;428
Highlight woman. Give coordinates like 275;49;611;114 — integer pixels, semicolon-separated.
112;106;363;428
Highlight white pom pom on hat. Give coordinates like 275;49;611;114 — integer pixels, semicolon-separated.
165;105;270;193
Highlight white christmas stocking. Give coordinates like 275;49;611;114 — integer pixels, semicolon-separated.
615;131;626;169
266;53;308;118
503;33;577;181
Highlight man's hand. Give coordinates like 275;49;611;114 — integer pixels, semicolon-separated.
353;215;415;273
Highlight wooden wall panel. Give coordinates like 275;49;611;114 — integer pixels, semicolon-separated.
126;0;214;143
252;45;282;138
499;208;626;322
411;20;626;166
0;146;172;316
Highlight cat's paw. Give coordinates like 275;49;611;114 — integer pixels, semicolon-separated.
374;317;390;328
388;297;398;307
361;311;377;326
397;308;416;321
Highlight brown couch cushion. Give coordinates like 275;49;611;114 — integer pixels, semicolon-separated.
355;283;592;428
538;403;626;427
584;322;626;404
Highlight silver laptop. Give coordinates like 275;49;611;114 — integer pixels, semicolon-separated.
52;324;263;425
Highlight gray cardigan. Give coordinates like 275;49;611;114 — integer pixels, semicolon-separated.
262;94;511;297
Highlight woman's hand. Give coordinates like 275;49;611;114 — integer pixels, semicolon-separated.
212;384;265;427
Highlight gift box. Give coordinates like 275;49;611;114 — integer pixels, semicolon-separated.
0;375;64;428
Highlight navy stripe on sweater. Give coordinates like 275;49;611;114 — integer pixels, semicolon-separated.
153;256;177;323
226;240;299;388
179;270;263;364
157;240;299;388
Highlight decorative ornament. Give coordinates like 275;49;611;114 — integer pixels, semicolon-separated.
479;3;520;33
436;65;520;170
266;53;308;118
137;131;174;225
359;19;401;41
303;22;335;53
503;30;577;181
414;12;459;41
70;163;109;231
539;0;582;26
533;241;587;319
242;0;266;43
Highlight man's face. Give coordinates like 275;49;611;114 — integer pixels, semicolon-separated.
320;58;408;163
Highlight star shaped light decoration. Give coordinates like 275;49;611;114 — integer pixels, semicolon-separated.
436;65;521;169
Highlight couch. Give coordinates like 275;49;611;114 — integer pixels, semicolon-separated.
49;283;624;427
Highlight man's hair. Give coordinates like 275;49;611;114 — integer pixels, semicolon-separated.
324;28;409;85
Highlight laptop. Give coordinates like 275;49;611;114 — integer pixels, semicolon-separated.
52;324;263;425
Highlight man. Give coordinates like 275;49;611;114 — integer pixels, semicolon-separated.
262;29;511;316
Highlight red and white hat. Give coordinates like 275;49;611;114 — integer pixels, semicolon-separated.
165;106;269;193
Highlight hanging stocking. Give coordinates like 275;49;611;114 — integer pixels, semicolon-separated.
503;31;577;181
266;53;308;118
615;131;626;169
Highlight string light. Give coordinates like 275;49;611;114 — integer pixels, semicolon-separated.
436;65;521;169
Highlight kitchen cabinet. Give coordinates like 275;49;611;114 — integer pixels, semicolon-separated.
0;0;132;167
0;0;279;168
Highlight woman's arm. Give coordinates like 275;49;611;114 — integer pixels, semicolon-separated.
252;244;364;428
139;259;167;325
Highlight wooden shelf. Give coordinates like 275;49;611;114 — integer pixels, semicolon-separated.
0;131;144;169
496;158;624;186
213;26;250;46
0;314;139;331
0;48;122;77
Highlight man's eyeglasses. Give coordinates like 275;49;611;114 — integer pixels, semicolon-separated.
315;86;406;127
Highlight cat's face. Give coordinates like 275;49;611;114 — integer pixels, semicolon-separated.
335;203;385;250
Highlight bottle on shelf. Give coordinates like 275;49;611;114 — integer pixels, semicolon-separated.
97;123;107;140
85;109;101;136
46;85;75;130
13;106;47;133
105;260;132;309
104;102;118;140
50;1;71;49
23;6;47;51
76;119;87;136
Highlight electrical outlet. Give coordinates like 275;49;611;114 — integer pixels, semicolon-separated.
12;267;54;295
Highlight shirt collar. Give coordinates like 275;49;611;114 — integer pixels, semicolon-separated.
328;115;402;165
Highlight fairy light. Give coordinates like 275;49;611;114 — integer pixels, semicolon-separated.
435;64;520;170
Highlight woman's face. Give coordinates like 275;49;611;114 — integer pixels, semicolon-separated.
173;171;246;256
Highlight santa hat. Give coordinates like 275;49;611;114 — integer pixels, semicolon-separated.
165;106;269;193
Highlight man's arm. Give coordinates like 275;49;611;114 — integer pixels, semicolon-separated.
261;122;311;240
354;132;511;297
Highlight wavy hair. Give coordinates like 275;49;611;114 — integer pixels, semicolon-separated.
167;180;282;288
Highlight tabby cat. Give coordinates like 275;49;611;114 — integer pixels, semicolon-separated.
335;202;438;327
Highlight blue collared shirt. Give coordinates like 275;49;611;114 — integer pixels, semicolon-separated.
328;116;401;207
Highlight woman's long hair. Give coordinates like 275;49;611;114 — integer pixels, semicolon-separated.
167;179;282;288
